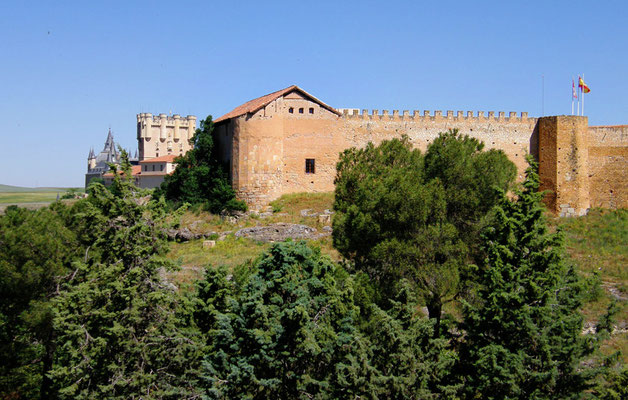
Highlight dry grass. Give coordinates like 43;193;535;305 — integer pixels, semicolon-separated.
166;194;627;362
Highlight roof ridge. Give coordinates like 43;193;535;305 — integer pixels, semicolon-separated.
214;85;338;123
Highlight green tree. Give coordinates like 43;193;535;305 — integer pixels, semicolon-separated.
60;188;81;200
333;131;516;334
0;204;81;399
197;242;461;399
361;280;461;399
155;115;246;213
459;159;600;399
50;174;204;398
199;241;380;399
595;366;628;400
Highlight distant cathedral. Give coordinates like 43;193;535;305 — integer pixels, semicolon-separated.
85;114;197;188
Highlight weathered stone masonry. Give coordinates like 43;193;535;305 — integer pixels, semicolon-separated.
213;85;627;214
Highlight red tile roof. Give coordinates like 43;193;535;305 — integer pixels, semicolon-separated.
103;165;142;177
214;85;340;123
140;155;178;163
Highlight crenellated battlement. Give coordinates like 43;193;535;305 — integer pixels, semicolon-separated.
137;113;197;126
338;108;534;123
136;113;197;160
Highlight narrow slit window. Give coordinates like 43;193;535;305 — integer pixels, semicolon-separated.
305;158;315;174
309;107;314;114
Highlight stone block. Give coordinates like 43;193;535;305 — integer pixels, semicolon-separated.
202;240;216;249
318;214;331;224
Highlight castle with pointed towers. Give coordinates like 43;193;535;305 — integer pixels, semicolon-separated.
85;113;197;188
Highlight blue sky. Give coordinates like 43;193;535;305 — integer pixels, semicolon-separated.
1;0;626;187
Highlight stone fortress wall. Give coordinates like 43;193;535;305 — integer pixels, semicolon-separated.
137;113;197;160
212;86;627;214
586;124;628;209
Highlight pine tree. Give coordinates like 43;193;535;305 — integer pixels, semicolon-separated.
199;241;378;399
0;205;81;399
362;280;461;399
50;170;204;398
460;158;597;399
333;131;516;335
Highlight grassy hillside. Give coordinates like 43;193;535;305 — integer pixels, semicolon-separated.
554;209;628;361
166;193;627;360
0;184;82;193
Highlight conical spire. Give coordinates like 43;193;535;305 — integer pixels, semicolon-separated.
104;128;114;151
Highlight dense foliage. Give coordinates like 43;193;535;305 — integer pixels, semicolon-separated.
0;131;622;399
333;131;517;333
0;204;81;398
50;176;204;398
459;159;603;399
154;115;246;213
196;241;458;399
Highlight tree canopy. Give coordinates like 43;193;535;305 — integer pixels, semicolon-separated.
196;241;458;399
0;204;81;398
50;173;204;399
155;115;246;213
332;131;517;333
459;158;605;399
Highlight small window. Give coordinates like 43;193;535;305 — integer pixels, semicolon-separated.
299;108;304;114
305;158;315;174
289;107;294;114
309;107;314;114
152;165;155;171
160;164;164;171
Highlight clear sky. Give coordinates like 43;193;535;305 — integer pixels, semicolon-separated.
1;0;626;187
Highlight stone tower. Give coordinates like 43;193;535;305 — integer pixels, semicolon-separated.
538;115;590;217
136;113;197;160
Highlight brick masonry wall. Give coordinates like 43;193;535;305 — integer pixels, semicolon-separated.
214;93;627;213
539;116;590;217
587;125;628;209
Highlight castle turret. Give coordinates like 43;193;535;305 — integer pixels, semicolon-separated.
104;128;115;152
88;148;96;170
86;128;121;188
136;112;196;160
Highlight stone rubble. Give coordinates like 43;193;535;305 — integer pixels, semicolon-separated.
235;223;330;242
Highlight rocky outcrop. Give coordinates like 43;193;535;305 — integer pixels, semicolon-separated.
235;223;329;242
163;227;217;242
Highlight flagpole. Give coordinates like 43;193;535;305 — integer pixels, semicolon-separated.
582;73;585;116
571;77;574;115
577;76;580;116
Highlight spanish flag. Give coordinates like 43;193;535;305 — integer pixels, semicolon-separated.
579;76;591;93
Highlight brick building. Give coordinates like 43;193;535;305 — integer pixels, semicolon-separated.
213;85;628;214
